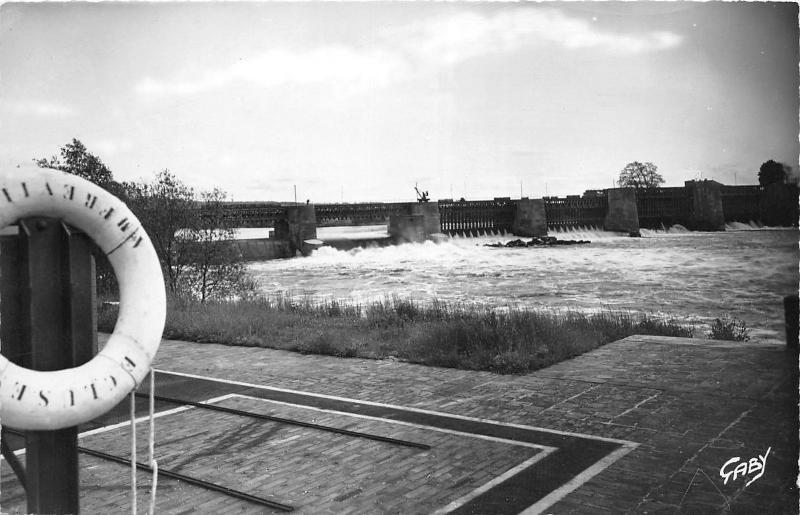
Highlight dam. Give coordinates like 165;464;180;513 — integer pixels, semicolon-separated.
215;180;798;260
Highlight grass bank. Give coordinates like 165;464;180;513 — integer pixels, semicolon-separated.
99;296;694;374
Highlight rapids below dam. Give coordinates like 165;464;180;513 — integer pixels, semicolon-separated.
247;225;799;343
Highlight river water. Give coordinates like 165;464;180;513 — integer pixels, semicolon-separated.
247;224;799;343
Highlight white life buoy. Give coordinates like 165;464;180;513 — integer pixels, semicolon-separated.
0;166;166;430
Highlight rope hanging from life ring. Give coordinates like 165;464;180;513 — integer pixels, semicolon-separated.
0;166;166;431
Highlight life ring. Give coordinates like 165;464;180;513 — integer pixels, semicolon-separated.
0;166;166;430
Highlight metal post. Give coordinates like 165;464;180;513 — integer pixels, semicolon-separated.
0;217;96;514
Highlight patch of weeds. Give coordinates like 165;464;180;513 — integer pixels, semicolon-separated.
296;332;358;358
489;351;534;375
635;315;694;338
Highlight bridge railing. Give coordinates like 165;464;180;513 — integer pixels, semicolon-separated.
212;202;285;228
314;202;408;227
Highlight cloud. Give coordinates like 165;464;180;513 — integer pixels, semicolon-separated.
136;7;682;98
136;46;408;97
2;99;77;117
390;8;683;61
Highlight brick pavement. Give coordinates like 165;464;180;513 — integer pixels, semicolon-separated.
0;335;796;514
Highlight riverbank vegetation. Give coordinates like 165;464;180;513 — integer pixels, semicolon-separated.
99;295;694;374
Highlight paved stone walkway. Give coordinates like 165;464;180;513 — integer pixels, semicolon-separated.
0;335;796;514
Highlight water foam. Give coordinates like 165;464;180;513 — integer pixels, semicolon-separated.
726;221;763;231
247;230;798;340
723;221;792;232
549;226;626;240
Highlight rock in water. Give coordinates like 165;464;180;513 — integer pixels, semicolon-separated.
484;236;591;248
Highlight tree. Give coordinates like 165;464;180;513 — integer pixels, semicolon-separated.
34;138;121;194
124;171;252;302
617;161;664;189
182;189;250;303
758;159;790;186
123;170;197;295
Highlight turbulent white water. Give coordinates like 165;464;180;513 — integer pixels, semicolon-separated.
247;226;799;343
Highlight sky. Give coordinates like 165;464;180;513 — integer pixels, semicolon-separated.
0;2;797;203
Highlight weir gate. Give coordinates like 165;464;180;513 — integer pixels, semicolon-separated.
211;181;797;259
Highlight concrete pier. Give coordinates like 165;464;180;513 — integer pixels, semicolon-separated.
389;202;441;243
761;183;799;227
604;188;640;234
512;198;547;237
409;202;441;236
686;180;725;231
388;215;425;243
274;205;317;256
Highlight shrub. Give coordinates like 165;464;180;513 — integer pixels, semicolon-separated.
707;316;751;342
